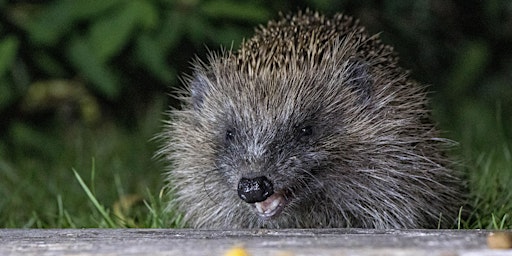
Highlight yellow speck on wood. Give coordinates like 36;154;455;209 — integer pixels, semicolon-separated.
487;232;512;249
224;245;250;256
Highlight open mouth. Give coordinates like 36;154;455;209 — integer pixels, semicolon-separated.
253;191;288;219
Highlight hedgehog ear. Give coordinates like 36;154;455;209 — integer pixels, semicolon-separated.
190;73;212;111
345;58;373;104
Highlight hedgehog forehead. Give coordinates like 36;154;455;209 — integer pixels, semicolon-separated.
221;73;328;136
209;52;351;130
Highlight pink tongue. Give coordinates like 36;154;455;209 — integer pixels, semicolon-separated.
254;193;285;218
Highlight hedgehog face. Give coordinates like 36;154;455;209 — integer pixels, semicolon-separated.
214;108;330;221
188;67;356;224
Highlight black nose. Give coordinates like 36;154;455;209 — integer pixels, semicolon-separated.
237;176;274;203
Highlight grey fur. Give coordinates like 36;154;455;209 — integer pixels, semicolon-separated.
158;10;464;229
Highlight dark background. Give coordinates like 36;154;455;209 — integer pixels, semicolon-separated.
0;0;511;227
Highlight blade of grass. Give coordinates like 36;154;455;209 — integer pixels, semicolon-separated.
500;214;509;229
63;210;77;228
491;213;498;229
114;173;125;200
90;158;96;195
73;168;116;227
142;188;166;228
57;195;64;228
56;194;77;228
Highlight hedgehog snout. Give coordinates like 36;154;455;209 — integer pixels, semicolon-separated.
237;176;274;203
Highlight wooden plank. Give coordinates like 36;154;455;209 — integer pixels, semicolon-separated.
0;229;510;256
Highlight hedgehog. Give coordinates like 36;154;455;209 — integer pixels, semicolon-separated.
158;10;464;229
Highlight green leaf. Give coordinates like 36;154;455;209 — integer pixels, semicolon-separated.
88;7;137;61
0;35;19;78
71;0;125;19
0;36;18;110
33;52;67;77
135;36;175;83
27;0;124;45
447;41;490;96
0;78;14;111
200;0;270;23
185;13;211;44
134;0;158;29
88;0;158;61
26;10;73;45
155;11;185;51
68;37;120;98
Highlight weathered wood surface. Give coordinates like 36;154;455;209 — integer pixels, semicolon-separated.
0;229;510;256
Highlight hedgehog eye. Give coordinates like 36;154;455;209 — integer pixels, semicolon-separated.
299;125;313;136
225;129;235;141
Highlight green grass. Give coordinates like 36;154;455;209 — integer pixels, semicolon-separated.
0;98;176;228
464;144;512;229
70;168;177;228
0;97;511;229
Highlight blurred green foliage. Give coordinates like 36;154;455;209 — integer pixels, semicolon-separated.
1;0;510;141
0;0;511;228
